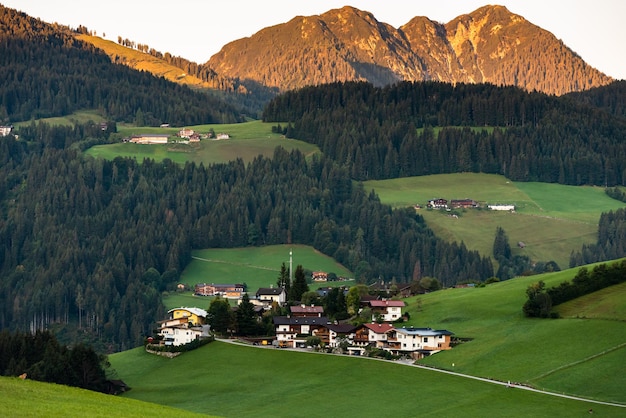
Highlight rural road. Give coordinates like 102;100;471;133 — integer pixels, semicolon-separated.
216;338;626;409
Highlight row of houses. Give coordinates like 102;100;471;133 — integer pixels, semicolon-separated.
274;318;453;358
426;198;515;212
156;306;453;359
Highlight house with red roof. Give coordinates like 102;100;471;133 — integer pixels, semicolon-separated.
290;304;324;317
368;299;405;322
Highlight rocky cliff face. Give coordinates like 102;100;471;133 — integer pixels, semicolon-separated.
207;5;611;95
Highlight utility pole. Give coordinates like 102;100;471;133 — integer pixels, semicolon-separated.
289;249;293;286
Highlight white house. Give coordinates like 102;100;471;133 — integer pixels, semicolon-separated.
255;287;287;308
385;327;454;359
488;204;515;211
0;125;13;136
369;300;405;322
160;324;210;346
129;134;169;144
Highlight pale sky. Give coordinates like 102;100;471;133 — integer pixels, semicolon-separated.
3;1;625;80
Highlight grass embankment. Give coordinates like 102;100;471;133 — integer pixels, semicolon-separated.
0;376;211;418
85;120;320;165
364;173;626;267
164;244;353;310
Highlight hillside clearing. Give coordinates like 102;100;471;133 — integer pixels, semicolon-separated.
85;121;320;165
364;173;625;267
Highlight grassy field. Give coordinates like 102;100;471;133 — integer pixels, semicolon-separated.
164;244;353;311
109;341;624;417
179;244;353;288
85;120;320;165
363;173;626;268
408;261;626;404
14;110;108;127
0;376;211;418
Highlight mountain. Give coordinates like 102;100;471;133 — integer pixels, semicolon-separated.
207;5;612;95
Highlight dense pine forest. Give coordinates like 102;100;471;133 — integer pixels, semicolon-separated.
0;122;492;350
0;6;243;125
264;81;626;185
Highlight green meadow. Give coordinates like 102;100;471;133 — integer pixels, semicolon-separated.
111;262;626;416
164;244;354;310
363;173;626;268
85;120;320;165
14;110;108;127
0;376;211;418
408;261;626;404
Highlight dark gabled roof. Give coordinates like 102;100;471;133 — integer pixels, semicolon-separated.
326;323;357;333
273;316;330;325
257;287;285;295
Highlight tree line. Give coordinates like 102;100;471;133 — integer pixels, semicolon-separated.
523;259;626;318
263;81;626;186
0;330;108;392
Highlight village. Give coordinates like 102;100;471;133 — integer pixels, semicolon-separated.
152;278;454;360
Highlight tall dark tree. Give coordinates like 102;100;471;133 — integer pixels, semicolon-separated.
288;265;309;302
276;262;291;293
493;226;512;261
207;297;233;336
236;293;258;336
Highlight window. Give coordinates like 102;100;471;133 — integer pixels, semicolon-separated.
423;337;428;343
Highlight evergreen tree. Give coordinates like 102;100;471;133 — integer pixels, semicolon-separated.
493;226;512;261
288;265;308;302
207;297;233;336
235;293;258;336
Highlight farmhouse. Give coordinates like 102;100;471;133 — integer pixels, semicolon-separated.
450;199;478;209
157;307;211;346
178;128;195;138
216;133;230;140
312;271;328;282
427;198;448;209
129;134;169;144
385;327;454;359
368;299;405;322
488;204;515;211
195;283;246;298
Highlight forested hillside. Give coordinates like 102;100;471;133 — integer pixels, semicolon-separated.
0;123;492;350
264;81;626;186
0;5;242;125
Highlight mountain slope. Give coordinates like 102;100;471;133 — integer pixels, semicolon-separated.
208;5;612;95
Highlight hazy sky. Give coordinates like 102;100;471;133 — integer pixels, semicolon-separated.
3;0;625;80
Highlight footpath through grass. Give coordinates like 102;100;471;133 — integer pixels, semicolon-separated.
110;342;624;417
408;261;626;404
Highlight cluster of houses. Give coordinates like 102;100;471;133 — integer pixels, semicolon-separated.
424;198;515;212
126;128;230;144
156;293;453;359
